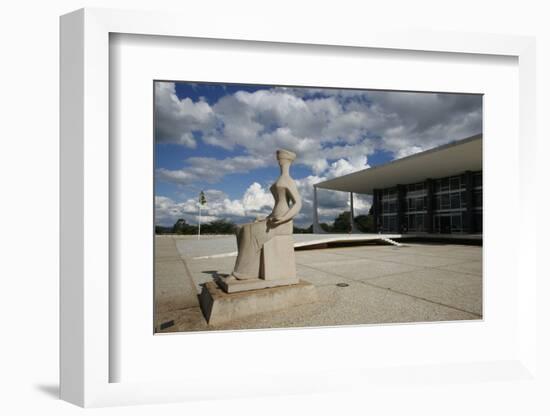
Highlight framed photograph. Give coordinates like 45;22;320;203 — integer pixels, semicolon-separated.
60;8;537;407
152;80;484;333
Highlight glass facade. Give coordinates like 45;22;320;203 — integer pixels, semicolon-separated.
379;187;398;232
473;172;482;233
374;170;482;234
404;181;427;232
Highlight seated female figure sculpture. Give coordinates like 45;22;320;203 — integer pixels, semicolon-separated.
230;149;302;281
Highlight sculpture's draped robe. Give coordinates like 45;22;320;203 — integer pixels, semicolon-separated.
231;181;294;279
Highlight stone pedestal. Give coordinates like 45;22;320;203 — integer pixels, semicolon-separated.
218;275;299;293
199;280;318;325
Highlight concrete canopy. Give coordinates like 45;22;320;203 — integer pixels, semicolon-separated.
316;134;482;194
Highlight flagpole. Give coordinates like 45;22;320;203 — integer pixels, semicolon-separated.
198;204;201;240
198;190;206;240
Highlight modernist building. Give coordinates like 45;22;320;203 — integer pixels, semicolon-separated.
313;134;482;235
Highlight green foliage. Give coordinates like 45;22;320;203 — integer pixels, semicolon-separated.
158;218;237;235
354;214;374;232
293;224;313;234
155;225;172;234
329;211;375;233
200;219;237;235
199;190;207;206
332;211;351;232
172;218;197;234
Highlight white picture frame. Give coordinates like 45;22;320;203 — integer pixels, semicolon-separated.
60;8;537;408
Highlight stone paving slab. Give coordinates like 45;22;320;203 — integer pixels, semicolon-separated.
373;252;473;268
295;250;361;263
325;246;409;260
185;256;236;291
299;257;424;281
398;244;483;261
436;261;483;276
366;268;482;316
154;237;200;317
295;265;356;287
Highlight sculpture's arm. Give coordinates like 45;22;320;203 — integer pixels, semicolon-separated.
270;183;302;225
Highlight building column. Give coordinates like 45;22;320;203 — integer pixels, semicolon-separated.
426;178;434;233
312;185;325;234
350;192;360;233
372;189;380;233
463;171;474;234
396;184;406;234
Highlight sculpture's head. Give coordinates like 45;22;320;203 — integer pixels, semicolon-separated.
276;149;296;166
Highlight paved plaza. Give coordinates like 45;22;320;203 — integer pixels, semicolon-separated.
155;235;482;333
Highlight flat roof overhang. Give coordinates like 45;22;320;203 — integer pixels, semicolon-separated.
316;134;482;194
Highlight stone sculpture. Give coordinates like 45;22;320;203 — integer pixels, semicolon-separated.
219;149;302;292
199;149;318;320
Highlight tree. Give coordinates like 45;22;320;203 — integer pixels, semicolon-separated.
155;225;172;234
172;218;196;234
354;214;374;232
293;224;313;234
332;211;351;232
201;219;237;235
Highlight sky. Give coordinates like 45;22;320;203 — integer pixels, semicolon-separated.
154;81;482;228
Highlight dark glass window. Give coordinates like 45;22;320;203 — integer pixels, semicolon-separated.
474;190;482;208
461;191;467;208
450;192;461;209
441;194;450;210
440;178;449;192
417;197;426;211
383;215;397;232
450;176;460;190
416;214;425;231
473;172;482;188
451;214;462;232
474;212;483;233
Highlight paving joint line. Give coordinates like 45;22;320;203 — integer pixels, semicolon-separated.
332;249;476;261
298;263;481;318
319;250;481;270
326;248;480;262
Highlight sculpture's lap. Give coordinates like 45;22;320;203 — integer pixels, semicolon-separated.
231;220;294;280
261;235;296;280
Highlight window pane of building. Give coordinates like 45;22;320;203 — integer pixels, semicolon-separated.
450;192;460;209
450;176;460;190
440;178;449;192
474;190;482;208
474;172;482;188
474;212;483;233
451;214;462;232
416;214;425;231
441;194;450;209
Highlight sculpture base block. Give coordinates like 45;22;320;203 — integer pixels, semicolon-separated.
218;275;299;293
199;280;318;325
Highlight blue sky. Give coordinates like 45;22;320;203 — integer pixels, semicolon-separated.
155;81;482;227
